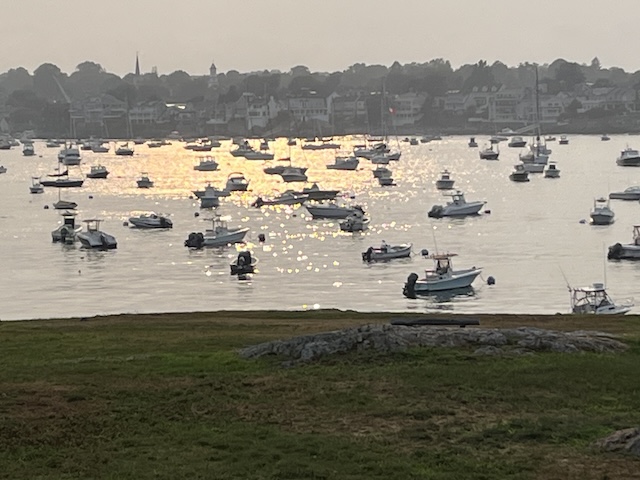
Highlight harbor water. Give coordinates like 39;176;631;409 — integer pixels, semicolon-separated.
1;135;639;320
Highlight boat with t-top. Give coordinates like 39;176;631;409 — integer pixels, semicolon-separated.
428;191;486;218
184;215;249;248
403;252;482;296
570;283;632;315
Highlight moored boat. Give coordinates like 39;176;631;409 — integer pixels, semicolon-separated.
128;213;173;229
428;191;486;218
184;216;249;248
435;170;455;190
362;243;412;262
403;252;481;296
590;198;614;225
570;283;632;314
608;225;640;260
76;219;117;249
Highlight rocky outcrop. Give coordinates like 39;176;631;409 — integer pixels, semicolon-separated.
239;325;627;363
594;428;640;457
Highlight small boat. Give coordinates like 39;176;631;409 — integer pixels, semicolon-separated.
544;162;560;178
570;283;632;315
559;135;569;145
300;183;339;201
428;191;486;218
0;166;6;174
409;138;419;146
339;207;370;232
40;175;84;188
373;166;392;179
279;167;308;183
353;142;390;159
22;142;35;156
362;243;412;262
133;138;145;145
304;202;359;219
199;184;221;208
479;145;499;160
609;186;640;200
230;142;255;157
378;174;395;186
193;184;229;199
522;162;545;173
86;165;109;179
508;136;527;148
115;144;134;156
184;216;249;248
326;156;359;170
193;157;219;171
608;225;640;260
468;137;478;147
29;177;44;194
544;135;556;142
60;145;82;166
590;198;615;225
245;150;274;160
45;139;59;148
136;173;154;189
53;198;78;210
230;251;257;276
403;252;482;296
51;211;82;244
287;138;297;146
76;219;118;249
225;173;249;192
128;213;173;229
490;135;507;144
251;191;309;207
601;134;611;141
435;170;455;190
509;164;530;182
616;147;640;166
90;142;110;153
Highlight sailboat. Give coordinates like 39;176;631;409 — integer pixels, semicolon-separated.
53;188;78;210
521;68;551;165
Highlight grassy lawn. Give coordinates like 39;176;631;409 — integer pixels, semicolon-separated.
1;311;639;479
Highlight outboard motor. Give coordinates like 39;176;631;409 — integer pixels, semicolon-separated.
403;273;419;299
607;243;623;260
185;232;205;249
231;251;254;275
362;246;374;262
427;205;443;218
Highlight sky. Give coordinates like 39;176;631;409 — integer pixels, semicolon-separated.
1;0;639;76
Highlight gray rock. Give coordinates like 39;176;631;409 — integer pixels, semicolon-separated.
594;427;640;457
238;325;628;363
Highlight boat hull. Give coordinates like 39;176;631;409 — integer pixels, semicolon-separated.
362;244;412;262
608;243;640;260
413;268;482;293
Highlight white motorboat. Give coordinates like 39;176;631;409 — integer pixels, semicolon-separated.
590;198;614;225
326;155;359;170
509;164;530;182
403;253;482;295
90;142;110;153
559;135;569;145
230;251;257;276
362;243;412;262
115;144;134;156
22;142;35;156
479;145;499;160
86;165;109;179
609;186;640;200
128;213;173;229
184;216;249;248
304;202;359;219
194;157;219;171
522;162;545;173
245;150;274;160
299;183;340;201
508;136;527;148
60;145;82;166
225;173;249;192
251;191;309;207
616;147;640;166
76;219;118;249
46;139;59;148
136;173;154;189
230;142;255;157
601;134;611;141
373;166;391;179
279;167;308;183
545;135;556;142
435;170;455;190
428;191;486;218
51;211;82;244
339;207;369;232
199;183;221;208
353;142;389;159
30;177;44;194
608;225;640;260
570;283;632;315
544;162;560;178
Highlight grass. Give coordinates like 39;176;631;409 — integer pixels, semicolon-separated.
1;310;639;479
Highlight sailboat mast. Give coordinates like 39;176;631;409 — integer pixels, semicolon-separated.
535;67;541;141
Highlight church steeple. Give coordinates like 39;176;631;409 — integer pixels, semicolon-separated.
208;60;218;89
135;52;140;76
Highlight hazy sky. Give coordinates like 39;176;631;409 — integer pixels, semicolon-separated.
2;0;639;76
